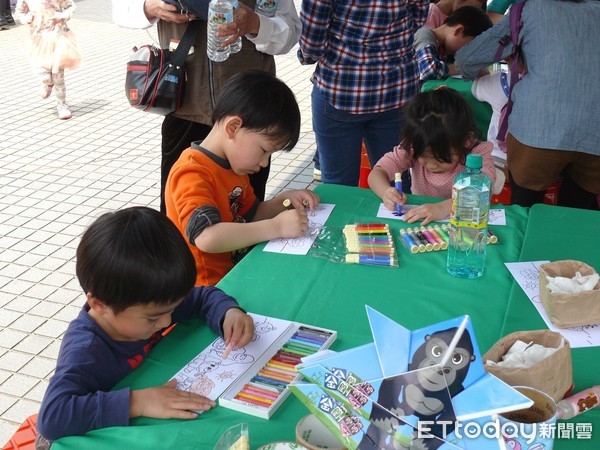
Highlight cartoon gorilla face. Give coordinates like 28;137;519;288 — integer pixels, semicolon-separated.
415;335;473;391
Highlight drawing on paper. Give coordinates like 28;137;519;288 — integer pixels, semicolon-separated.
172;313;292;401
263;203;336;255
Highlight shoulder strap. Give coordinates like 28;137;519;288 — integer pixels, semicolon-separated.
170;20;203;69
496;0;527;142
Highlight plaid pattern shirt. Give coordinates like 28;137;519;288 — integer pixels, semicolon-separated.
416;45;450;82
298;0;429;114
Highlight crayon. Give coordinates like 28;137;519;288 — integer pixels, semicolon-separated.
242;385;280;400
234;393;272;408
274;352;302;364
247;380;283;394
282;344;314;356
399;229;419;254
291;332;327;345
298;326;332;338
237;390;275;404
258;369;295;383
222;342;234;360
265;363;297;376
271;356;299;368
289;337;322;349
346;254;397;266
251;375;289;388
395;172;403;215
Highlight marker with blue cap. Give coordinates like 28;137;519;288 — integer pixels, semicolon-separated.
395;172;403;215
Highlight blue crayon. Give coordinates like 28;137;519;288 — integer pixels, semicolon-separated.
290;336;324;347
395;172;403;215
251;375;288;388
293;330;327;343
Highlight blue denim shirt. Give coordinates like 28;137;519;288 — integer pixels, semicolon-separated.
455;0;600;156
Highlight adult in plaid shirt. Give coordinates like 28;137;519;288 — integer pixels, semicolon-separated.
298;0;429;186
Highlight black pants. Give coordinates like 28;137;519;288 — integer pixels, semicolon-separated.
160;115;271;213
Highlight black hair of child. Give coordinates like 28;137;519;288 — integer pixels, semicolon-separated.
211;69;301;152
76;207;197;313
401;87;478;164
444;5;493;37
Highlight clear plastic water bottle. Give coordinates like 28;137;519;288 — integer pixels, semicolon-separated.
255;0;278;17
447;154;492;279
229;0;242;54
207;0;233;62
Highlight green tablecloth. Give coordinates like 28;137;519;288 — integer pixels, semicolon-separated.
422;78;492;141
52;186;598;449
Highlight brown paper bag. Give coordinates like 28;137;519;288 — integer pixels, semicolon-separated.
539;260;600;328
483;330;572;402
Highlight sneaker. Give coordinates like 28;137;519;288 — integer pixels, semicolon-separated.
4;12;14;25
313;168;322;182
57;104;72;120
0;16;7;30
40;84;53;99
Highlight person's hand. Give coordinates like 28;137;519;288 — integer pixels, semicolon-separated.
273;208;309;238
402;200;451;226
282;189;320;211
129;379;215;419
382;186;406;212
222;308;254;349
144;0;195;24
218;3;260;46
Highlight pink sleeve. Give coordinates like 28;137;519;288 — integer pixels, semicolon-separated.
473;141;496;186
425;4;447;28
373;146;412;182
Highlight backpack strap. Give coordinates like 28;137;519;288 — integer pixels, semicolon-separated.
496;0;527;141
170;20;203;69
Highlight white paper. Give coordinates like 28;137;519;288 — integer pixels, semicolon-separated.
505;261;600;348
488;209;506;226
376;203;506;226
263;203;335;255
172;313;292;402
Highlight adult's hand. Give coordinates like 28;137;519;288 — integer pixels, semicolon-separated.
144;0;195;23
218;3;261;46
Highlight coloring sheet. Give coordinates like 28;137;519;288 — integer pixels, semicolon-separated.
505;261;600;348
172;313;292;402
263;203;335;255
376;203;506;225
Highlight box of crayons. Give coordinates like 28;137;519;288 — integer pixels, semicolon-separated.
219;321;337;419
398;224;499;254
342;223;398;267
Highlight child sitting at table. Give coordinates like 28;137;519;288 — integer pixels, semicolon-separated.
34;207;254;449
368;87;496;225
166;70;320;286
415;6;492;82
426;0;486;28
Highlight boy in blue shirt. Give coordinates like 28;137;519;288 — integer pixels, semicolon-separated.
35;207;254;448
414;6;492;82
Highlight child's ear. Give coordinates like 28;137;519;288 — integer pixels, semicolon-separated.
224;116;243;139
464;131;476;148
87;293;109;314
453;25;465;37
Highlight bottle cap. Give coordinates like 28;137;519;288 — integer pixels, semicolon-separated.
466;154;482;169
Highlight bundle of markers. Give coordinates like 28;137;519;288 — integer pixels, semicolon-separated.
399;224;499;254
342;223;398;267
233;326;334;409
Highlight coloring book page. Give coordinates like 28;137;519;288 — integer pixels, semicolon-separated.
172;313;292;402
263;203;335;255
377;203;506;225
505;261;600;348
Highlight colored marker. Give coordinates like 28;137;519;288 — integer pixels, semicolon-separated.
395;172;403;215
415;230;433;251
282;198;292;208
345;254;397;266
420;228;441;251
399;229;419;254
406;228;426;252
434;224;449;242
487;229;498;244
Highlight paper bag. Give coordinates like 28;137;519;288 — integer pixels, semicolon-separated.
483;330;572;402
539;260;600;328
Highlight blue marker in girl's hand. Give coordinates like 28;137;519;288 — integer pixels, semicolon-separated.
395;173;403;215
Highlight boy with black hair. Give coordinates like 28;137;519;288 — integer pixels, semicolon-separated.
414;6;492;82
35;207;254;448
166;70;320;286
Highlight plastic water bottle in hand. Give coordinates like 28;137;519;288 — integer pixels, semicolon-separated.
229;0;242;54
207;0;233;62
447;154;492;279
255;0;278;17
